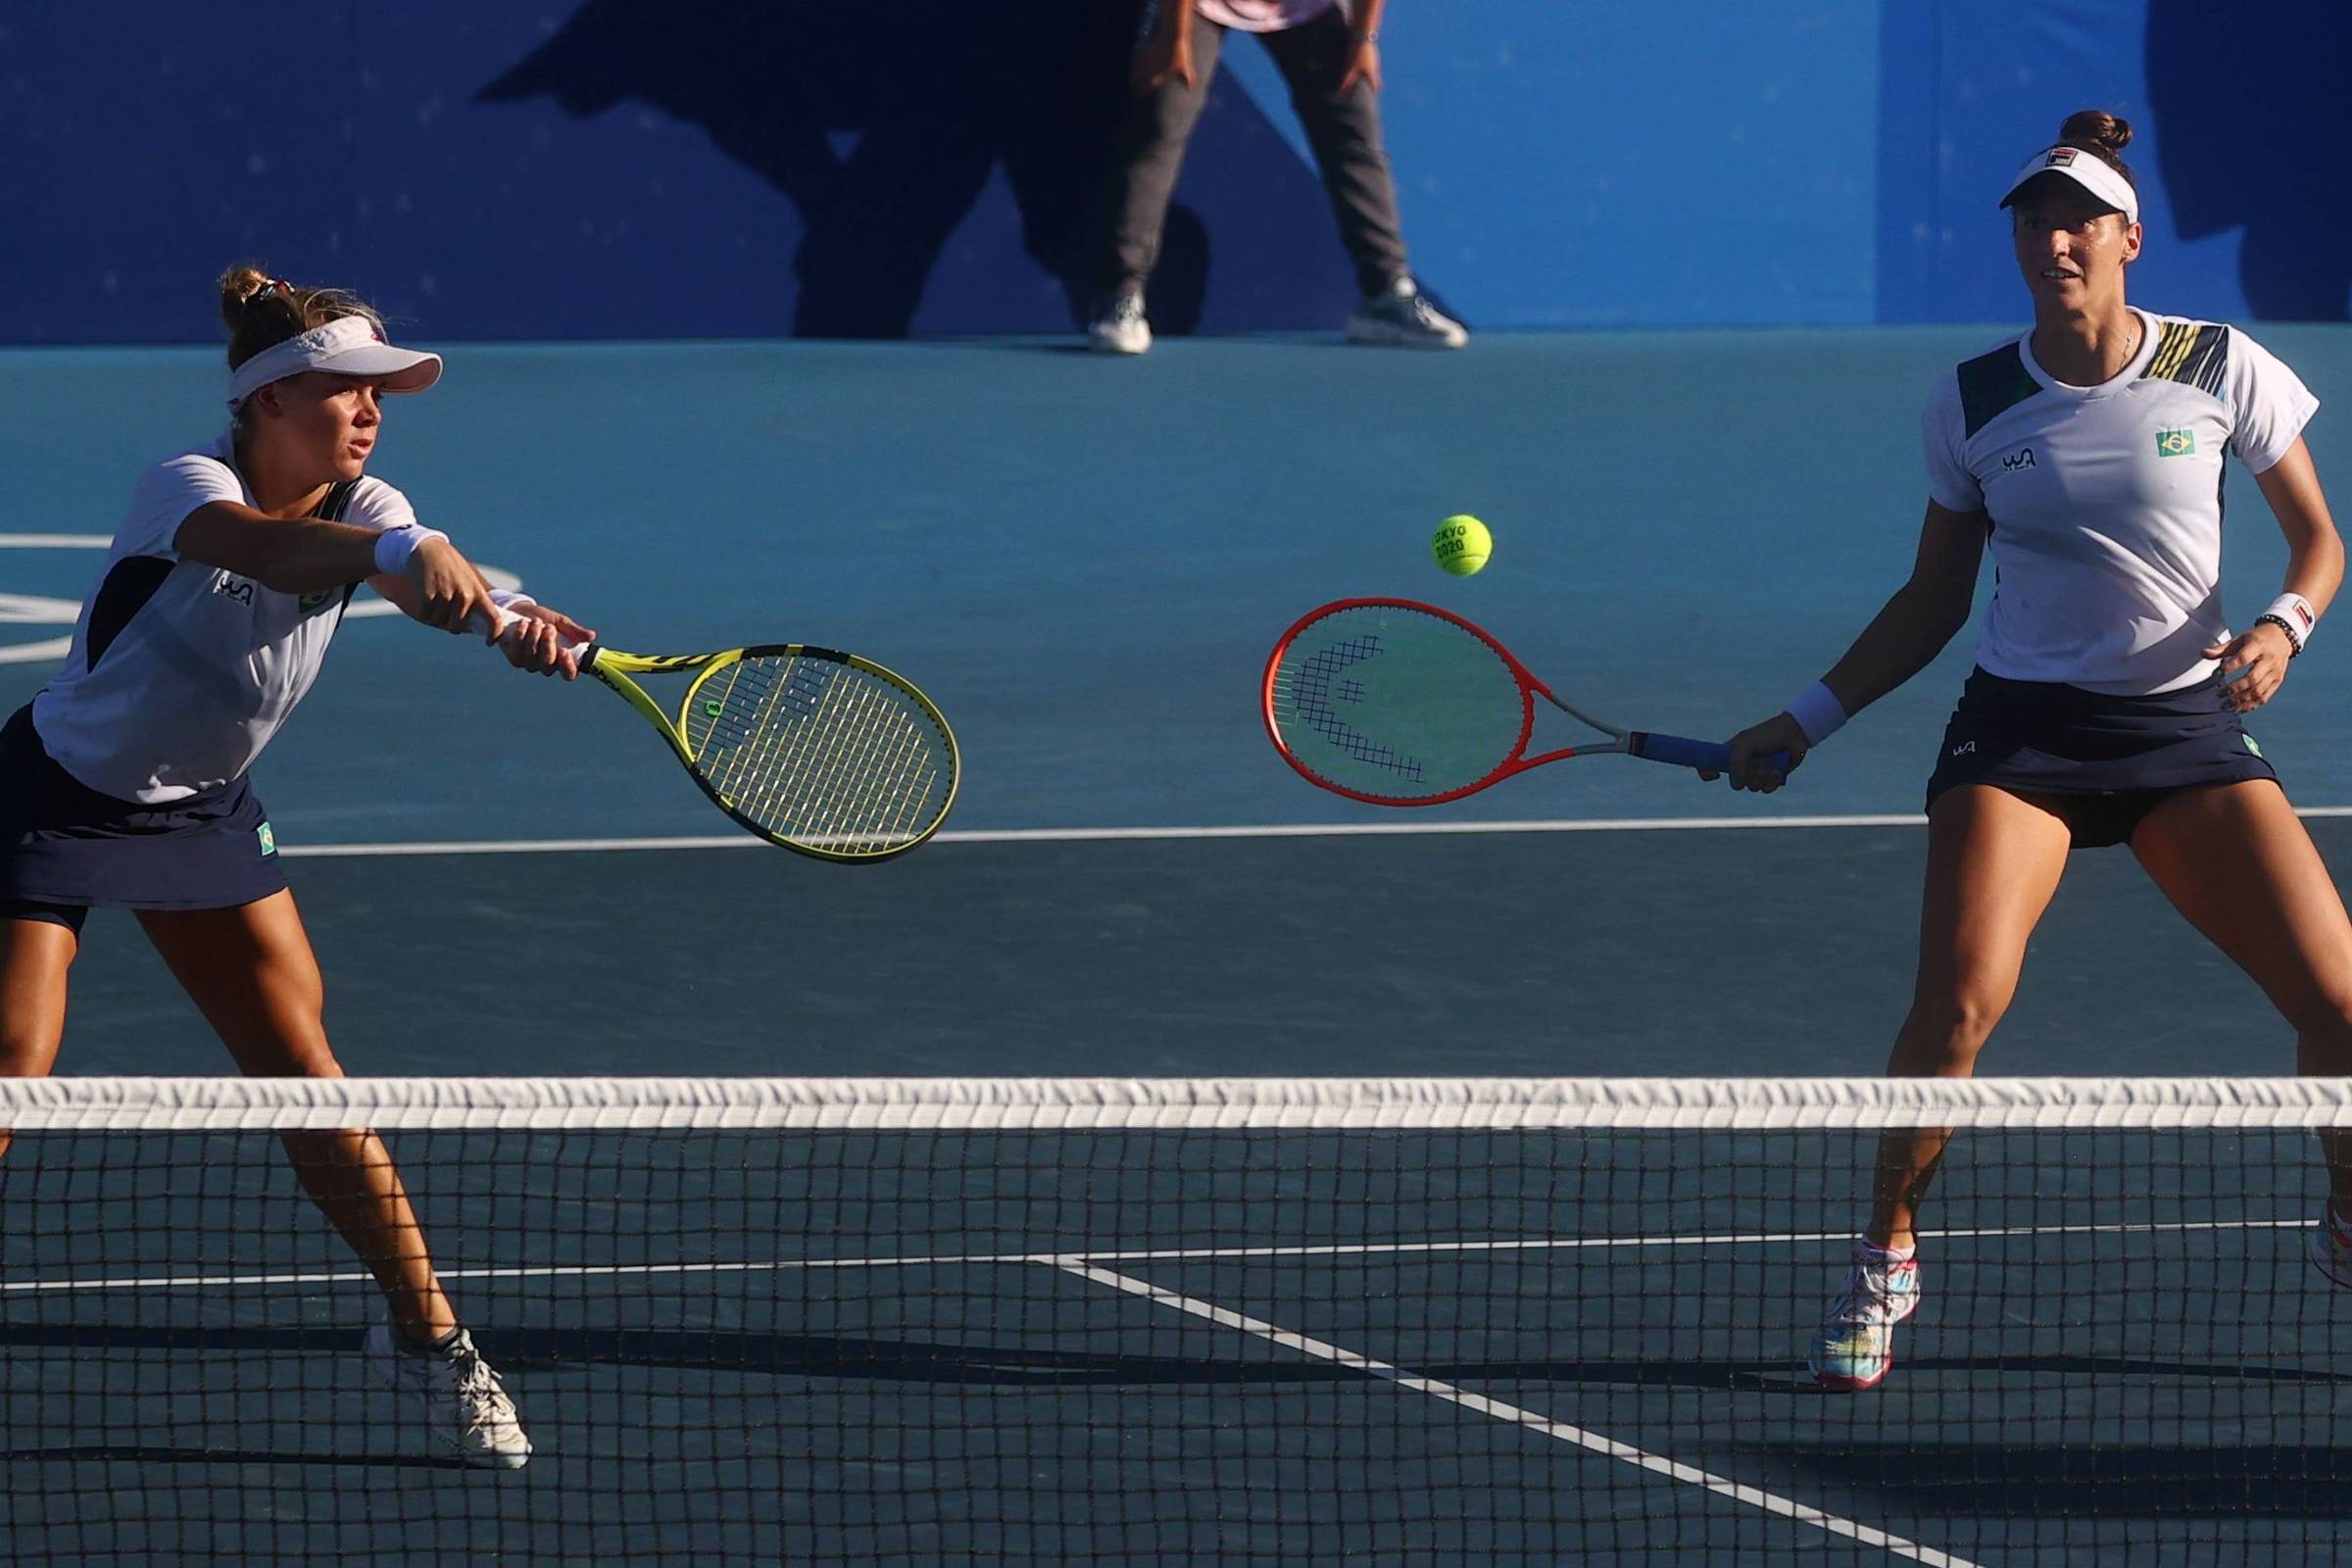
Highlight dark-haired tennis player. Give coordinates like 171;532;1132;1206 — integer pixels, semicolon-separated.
0;266;593;1465
1711;111;2352;1391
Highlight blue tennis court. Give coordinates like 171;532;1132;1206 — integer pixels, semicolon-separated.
6;328;2352;1562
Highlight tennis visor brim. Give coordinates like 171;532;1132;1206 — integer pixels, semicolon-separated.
1998;145;2139;225
226;317;443;409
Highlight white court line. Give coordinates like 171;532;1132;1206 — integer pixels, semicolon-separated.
273;818;1922;857
271;807;2352;857
1057;1256;1981;1568
1;1214;2307;1296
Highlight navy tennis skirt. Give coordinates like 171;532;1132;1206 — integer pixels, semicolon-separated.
0;705;286;932
1924;667;2278;848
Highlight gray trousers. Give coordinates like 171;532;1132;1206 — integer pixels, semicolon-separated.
1097;7;1410;302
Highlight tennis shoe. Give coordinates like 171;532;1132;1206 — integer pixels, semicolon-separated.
2310;1200;2352;1288
1807;1238;1919;1392
1087;290;1152;356
1345;276;1468;349
368;1324;532;1469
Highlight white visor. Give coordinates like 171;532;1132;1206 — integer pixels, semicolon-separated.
1999;145;2139;225
226;316;443;410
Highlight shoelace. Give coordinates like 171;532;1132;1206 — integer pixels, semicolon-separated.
442;1348;517;1433
1827;1262;1910;1327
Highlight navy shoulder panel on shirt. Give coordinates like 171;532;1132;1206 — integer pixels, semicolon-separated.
314;479;360;521
84;557;175;671
2140;319;2229;398
1955;343;2041;439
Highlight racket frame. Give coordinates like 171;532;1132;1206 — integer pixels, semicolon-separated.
1262;597;1725;807
584;643;961;863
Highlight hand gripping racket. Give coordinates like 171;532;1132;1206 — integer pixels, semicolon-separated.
484;613;959;861
1262;598;1785;806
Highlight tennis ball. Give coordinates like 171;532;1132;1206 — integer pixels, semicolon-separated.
1432;514;1492;576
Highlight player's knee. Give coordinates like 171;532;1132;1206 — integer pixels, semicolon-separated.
0;1016;64;1078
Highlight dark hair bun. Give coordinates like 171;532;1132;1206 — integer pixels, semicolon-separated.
217;265;275;332
2058;110;2132;155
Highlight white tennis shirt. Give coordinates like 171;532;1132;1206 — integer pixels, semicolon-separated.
32;434;417;804
1923;309;2319;695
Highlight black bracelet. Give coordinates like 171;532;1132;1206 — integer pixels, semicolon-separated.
2256;612;2305;657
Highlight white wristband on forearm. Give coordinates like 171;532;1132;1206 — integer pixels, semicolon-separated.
1785;680;1848;746
371;523;449;576
486;587;537;613
2260;592;2316;656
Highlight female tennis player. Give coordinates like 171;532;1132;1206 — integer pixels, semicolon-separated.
1710;112;2352;1391
0;268;591;1465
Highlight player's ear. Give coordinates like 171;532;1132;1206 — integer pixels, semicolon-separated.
249;385;281;421
2121;220;2143;265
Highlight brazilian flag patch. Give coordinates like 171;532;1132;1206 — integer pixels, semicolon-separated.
258;822;277;857
2155;428;2195;458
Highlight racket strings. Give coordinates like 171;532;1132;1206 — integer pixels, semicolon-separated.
1278;633;1426;782
1267;605;1527;802
687;655;954;851
714;665;941;849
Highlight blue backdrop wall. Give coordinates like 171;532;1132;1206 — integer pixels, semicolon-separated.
0;1;2341;343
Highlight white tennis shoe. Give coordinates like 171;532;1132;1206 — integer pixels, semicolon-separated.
368;1324;533;1469
1087;290;1152;356
1807;1239;1920;1392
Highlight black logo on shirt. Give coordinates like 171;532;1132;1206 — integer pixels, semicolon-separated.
2000;448;2037;472
213;572;255;606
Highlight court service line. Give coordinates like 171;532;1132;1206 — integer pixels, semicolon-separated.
272;807;2352;858
1057;1257;1980;1568
2;1215;2305;1296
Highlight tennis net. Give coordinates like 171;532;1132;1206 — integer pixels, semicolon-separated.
2;1074;2349;1566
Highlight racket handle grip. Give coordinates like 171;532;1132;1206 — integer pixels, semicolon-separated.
1630;732;1792;775
468;608;585;652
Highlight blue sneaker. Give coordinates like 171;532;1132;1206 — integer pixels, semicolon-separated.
1807;1239;1920;1392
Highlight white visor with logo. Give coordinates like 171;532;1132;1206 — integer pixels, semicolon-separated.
1998;145;2139;225
226;316;443;409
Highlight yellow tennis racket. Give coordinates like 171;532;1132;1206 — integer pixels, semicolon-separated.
569;638;959;863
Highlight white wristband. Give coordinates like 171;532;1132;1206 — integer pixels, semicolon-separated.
2262;592;2316;655
371;524;449;576
487;587;537;613
1785;680;1848;747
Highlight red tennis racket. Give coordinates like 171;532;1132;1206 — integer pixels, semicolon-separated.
1262;598;1783;806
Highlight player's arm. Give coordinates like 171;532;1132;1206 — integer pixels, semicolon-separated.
1711;500;1985;790
368;568;595;678
1814;500;1988;715
176;500;496;633
174;501;385;593
2205;436;2345;710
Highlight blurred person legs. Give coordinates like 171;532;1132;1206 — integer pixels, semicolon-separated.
1090;14;1233;354
1259;10;1465;348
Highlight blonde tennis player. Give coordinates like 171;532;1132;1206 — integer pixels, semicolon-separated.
0;267;592;1465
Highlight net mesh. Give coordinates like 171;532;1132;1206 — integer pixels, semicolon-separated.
680;652;955;853
3;1075;2348;1567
